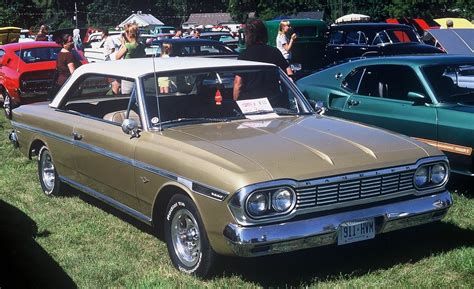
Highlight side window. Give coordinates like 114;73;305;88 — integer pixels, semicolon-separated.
342;68;365;92
329;31;344;44
345;31;366;44
61;74;141;125
381;66;429;102
0;49;5;62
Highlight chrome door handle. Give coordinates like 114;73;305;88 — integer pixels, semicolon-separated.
72;132;83;141
347;100;360;106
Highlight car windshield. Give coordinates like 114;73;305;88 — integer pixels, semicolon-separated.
372;29;420;45
152;43;235;56
141;67;311;128
15;47;61;63
422;64;474;103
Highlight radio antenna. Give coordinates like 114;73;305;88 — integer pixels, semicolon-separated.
151;49;163;132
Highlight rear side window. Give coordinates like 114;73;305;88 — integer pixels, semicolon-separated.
15;47;61;63
342;68;364;92
292;26;319;37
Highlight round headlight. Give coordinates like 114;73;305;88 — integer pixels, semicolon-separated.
431;163;446;184
415;166;429;187
272;188;294;212
247;192;268;216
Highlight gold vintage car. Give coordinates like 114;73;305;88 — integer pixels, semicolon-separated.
9;58;452;277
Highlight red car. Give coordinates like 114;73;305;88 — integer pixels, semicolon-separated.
0;41;87;118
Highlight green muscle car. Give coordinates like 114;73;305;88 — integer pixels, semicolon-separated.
297;55;474;176
9;57;452;277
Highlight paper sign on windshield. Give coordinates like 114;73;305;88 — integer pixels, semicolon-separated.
236;98;279;120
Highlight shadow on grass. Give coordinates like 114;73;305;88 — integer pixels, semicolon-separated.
0;200;77;289
219;222;474;286
448;174;474;198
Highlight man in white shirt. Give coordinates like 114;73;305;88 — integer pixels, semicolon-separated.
102;30;121;61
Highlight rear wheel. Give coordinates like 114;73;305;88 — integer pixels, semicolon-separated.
164;194;218;277
38;146;61;196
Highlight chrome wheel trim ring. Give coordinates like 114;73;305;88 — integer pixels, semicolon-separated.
41;151;55;194
170;208;201;267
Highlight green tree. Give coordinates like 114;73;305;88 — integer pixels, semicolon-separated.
86;0;131;28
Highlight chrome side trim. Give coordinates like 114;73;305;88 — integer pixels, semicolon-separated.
60;176;152;224
224;190;452;257
12;121;229;202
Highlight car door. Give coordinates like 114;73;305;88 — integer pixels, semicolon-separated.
340;64;438;141
59;74;140;210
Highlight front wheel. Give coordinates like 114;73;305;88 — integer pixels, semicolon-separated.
2;91;13;119
164;194;219;277
38;146;61;196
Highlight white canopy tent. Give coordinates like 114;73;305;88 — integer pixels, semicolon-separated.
335;14;371;24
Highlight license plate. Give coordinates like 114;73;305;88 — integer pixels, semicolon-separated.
337;218;375;245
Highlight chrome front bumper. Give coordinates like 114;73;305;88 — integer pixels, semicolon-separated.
223;191;452;257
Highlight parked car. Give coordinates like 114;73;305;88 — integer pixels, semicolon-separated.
423;29;474;55
84;33;122;62
181;22;198;31
325;23;444;65
83;31;121;50
146;38;238;58
0;41;87;118
0;27;21;45
265;19;328;78
151;26;175;35
9;57;452;277
297;54;474;176
386;18;440;36
186;31;238;50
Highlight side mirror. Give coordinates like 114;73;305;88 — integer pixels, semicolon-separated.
407;91;427;105
307;99;327;115
121;119;139;138
407;91;425;99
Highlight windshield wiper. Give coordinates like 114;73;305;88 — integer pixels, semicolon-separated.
448;91;474;99
159;117;236;126
242;108;310;116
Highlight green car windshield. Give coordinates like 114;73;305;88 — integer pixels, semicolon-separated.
422;64;474;104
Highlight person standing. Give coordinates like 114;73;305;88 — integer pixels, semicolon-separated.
72;28;83;51
101;29;120;61
35;25;49;41
52;34;78;95
233;18;293;101
115;24;146;93
158;43;173;94
276;20;297;62
115;24;146;60
172;30;183;39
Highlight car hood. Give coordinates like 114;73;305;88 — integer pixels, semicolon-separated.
381;43;443;54
168;116;436;180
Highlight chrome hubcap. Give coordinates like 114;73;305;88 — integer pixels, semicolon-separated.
171;208;201;267
41;152;55;193
3;94;10;115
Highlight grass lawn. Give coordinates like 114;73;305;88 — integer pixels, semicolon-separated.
0;111;473;288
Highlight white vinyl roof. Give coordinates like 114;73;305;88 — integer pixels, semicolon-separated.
50;57;274;108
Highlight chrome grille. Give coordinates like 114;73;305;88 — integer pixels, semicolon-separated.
296;170;415;209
